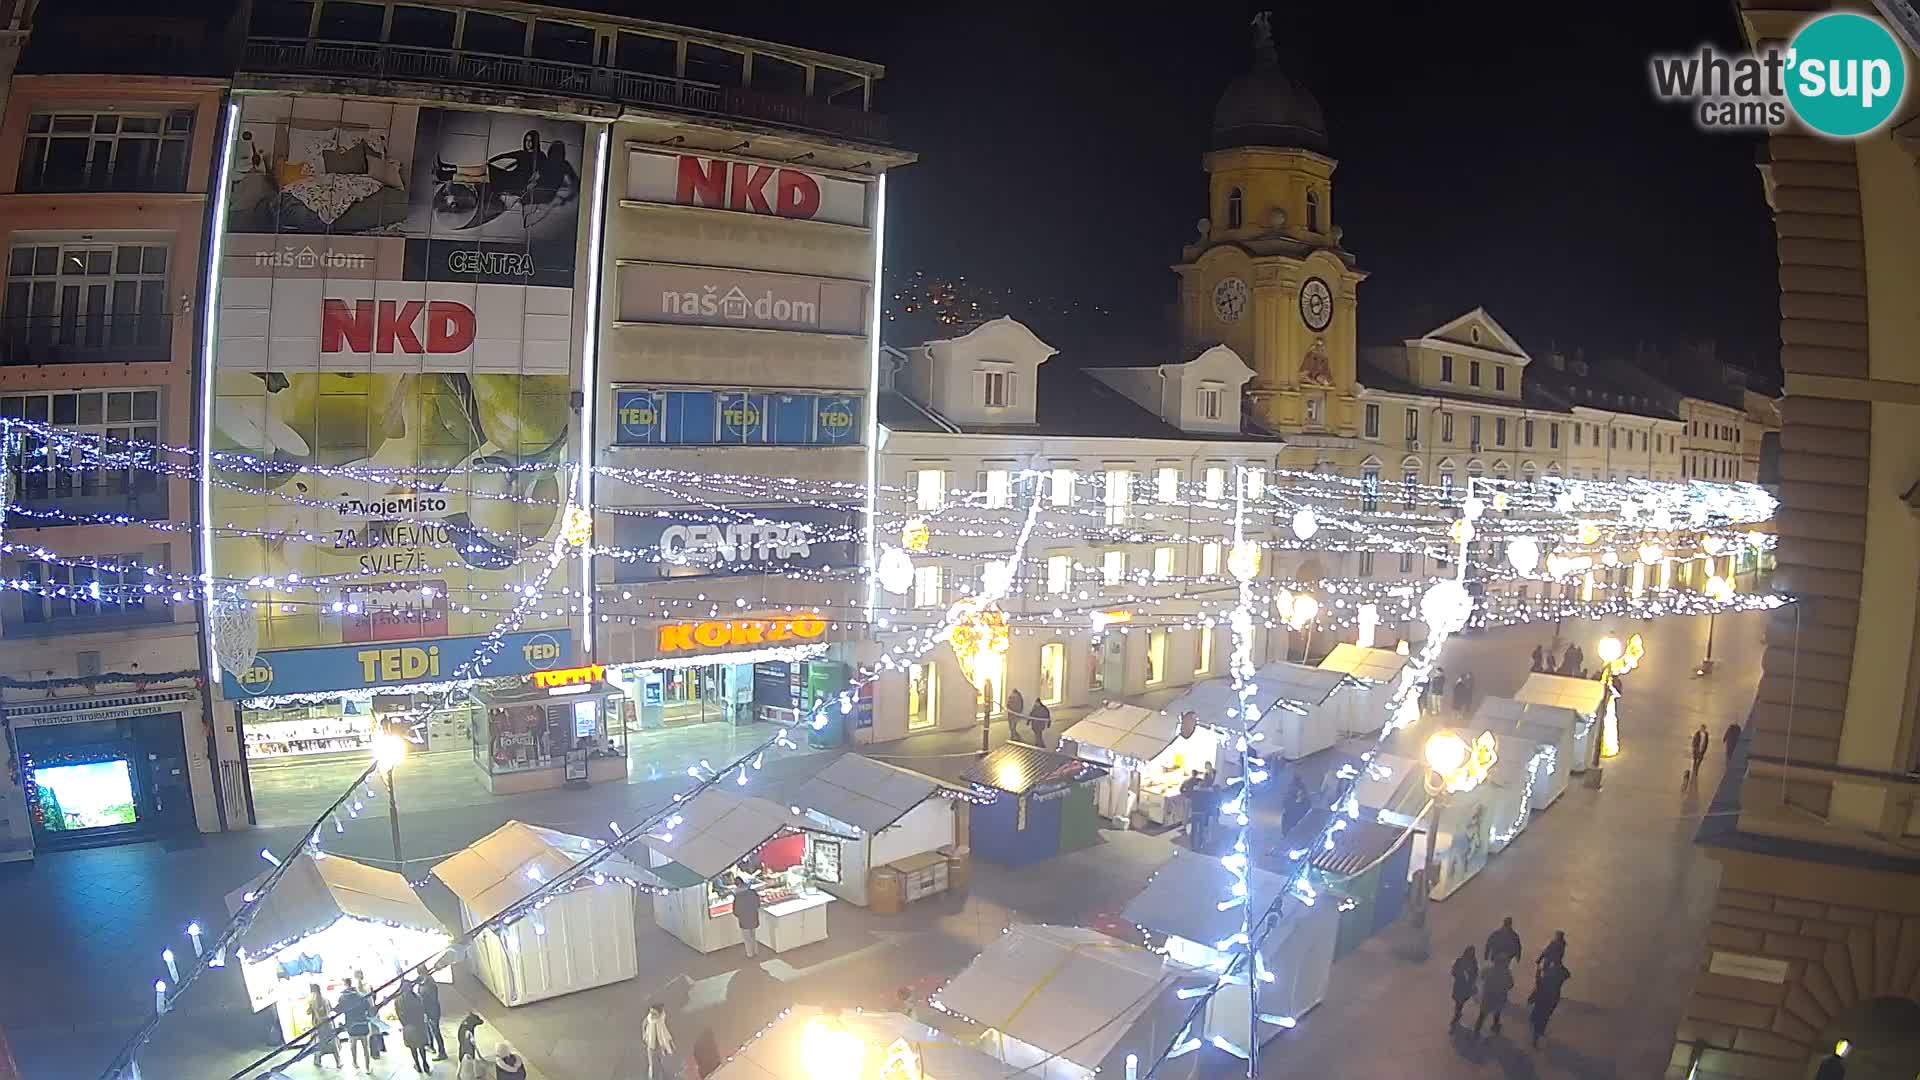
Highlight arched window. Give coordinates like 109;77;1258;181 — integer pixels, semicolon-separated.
1226;188;1244;229
1305;190;1321;233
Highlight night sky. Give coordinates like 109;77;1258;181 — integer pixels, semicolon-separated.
709;0;1781;379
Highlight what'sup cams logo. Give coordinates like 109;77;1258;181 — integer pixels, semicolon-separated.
1651;12;1908;137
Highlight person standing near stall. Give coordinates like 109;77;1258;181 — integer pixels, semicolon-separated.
338;975;374;1070
641;1003;676;1080
304;984;342;1069
1004;688;1025;741
397;980;432;1074
1029;699;1052;747
732;878;763;959
417;973;447;1061
1527;959;1572;1048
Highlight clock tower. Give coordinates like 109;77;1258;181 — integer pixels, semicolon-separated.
1174;12;1366;446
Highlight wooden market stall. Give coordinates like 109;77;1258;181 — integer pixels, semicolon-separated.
639;788;856;955
1309;818;1415;958
1512;672;1604;771
790;753;970;911
958;743;1107;867
1472;697;1576;809
1058;703;1221;826
226;853;450;1042
1317;644;1415;737
1249;661;1357;760
431;821;648;1006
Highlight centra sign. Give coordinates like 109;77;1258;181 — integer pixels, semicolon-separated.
657;613;829;654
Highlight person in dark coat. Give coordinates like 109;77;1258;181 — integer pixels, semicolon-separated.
1814;1043;1850;1080
416;974;446;1060
1029;699;1051;746
1449;946;1479;1030
1282;776;1312;833
1530;645;1545;672
396;982;432;1073
1527;960;1572;1047
732;879;763;959
338;977;374;1071
1724;722;1743;763
1428;666;1446;710
1690;725;1710;785
1474;957;1514;1036
1004;688;1025;740
1485;916;1522;966
1536;929;1567;975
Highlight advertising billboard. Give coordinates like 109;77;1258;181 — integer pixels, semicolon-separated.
212;96;586;678
611;507;859;582
624;149;871;228
617;262;869;335
612;387;860;446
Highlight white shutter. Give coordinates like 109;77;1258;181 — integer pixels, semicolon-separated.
973;369;988;407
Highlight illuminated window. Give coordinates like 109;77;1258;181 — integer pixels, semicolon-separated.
982;468;1011;509
1362;466;1380;512
1246;467;1266;499
1047;554;1071;595
1202;542;1222;577
915;468;946;511
1156;466;1180;503
1152;546;1174;581
913;565;942;609
1102;550;1126;586
1196;625;1215;675
1205;466;1227;500
1050;467;1075;506
907;662;937;731
1104;468;1132;524
1039;643;1064;705
1147;630;1168;685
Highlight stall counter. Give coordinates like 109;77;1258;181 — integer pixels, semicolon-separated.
653;877;835;955
758;892;832;953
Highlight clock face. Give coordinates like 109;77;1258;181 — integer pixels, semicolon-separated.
1212;277;1249;323
1299;277;1334;332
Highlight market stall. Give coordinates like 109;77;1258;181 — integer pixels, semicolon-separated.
1309;818;1415;958
640;788;856;955
431;820;650;1006
1345;751;1428;832
1472;697;1575;810
1250;662;1356;760
1122;848;1338;1047
1427;779;1496;901
790;754;969;911
226;853;450;1042
959;743;1108;866
1317;644;1415;737
1059;703;1220;826
934;923;1205;1080
1512;672;1603;771
469;670;630;795
709;1005;1008;1080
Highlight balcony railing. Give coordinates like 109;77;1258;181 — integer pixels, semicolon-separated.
242;38;890;144
0;314;174;366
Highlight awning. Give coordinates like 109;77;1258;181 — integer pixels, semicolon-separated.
789;754;953;835
709;1006;1010;1080
432;820;657;923
1513;672;1605;716
935;924;1201;1072
1318;644;1410;684
638;788;857;881
1059;703;1184;762
228;853;443;958
960;742;1108;796
1122;848;1290;947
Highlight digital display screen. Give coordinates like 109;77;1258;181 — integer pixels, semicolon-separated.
32;759;137;832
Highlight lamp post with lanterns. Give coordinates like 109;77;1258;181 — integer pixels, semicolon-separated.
1587;632;1643;786
1413;728;1497;928
373;727;410;880
1697;573;1734;676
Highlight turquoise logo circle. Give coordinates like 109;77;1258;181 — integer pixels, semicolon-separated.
1787;13;1906;137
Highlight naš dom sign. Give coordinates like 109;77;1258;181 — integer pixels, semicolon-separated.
656;613;829;654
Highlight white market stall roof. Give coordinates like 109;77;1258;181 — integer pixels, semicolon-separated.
1121;848;1290;947
640;788;857;881
790;754;955;835
710;1006;1009;1080
1251;661;1351;707
1060;703;1183;761
1348;752;1424;815
936;924;1200;1072
1473;696;1584;739
227;852;442;957
1318;644;1411;684
1514;672;1606;716
432;821;657;923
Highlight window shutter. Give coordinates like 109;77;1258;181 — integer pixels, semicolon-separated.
973;369;988;406
1005;373;1017;408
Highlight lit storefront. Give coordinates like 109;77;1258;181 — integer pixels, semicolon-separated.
468;663;629;793
3;688;205;853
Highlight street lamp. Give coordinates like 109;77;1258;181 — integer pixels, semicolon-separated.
1414;730;1496;927
1697;575;1734;676
373;728;409;879
1589;633;1643;783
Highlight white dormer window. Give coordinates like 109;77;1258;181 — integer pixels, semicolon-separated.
1197;384;1224;421
1205;466;1227;500
981;468;1011;509
1155;466;1180;503
1049;467;1075;506
980;368;1013;408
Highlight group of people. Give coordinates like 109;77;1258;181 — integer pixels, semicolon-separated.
298;971;525;1078
1001;689;1053;746
1449;917;1573;1049
1421;666;1478;718
1685;722;1745;790
1178;762;1222;848
1529;642;1592;679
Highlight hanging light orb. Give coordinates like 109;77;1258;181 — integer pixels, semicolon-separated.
1704;575;1735;602
1492;491;1510;512
1290;508;1318;541
1463;495;1486;521
900;518;930;553
1287;593;1319;629
1601;549;1620;567
1638;542;1664;566
981;559;1014;597
1420;579;1473;636
875;547;913;595
1577;521;1601;546
1650;505;1673;531
1449;518;1475;546
1701;535;1727;556
1554;490;1576;513
1228;541;1263;582
1506;536;1541;574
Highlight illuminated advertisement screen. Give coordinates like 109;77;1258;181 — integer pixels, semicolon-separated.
30;759;138;833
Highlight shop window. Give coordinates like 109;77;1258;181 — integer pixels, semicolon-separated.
1146;630;1168;685
7;547;170;634
1195;625;1214;675
1049;467;1075;506
1202;542;1222;577
1156;466;1180;503
17;111;193;194
907;662;936;731
2;389;163;518
1039;643;1064;706
913;566;942;609
1152;547;1174;582
1104;468;1132;525
1047;554;1071;595
1102;550;1126;586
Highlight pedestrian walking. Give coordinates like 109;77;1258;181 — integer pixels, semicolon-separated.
1536;929;1567;974
417;971;447;1060
1452;674;1470;716
731;878;763;959
1004;688;1025;739
1473;957;1514;1036
1690;724;1710;784
641;1003;676;1080
492;1044;527;1080
1530;644;1545;672
1030;699;1051;746
1527;959;1572;1047
1449;946;1479;1030
397;981;432;1073
304;984;342;1069
1485;916;1522;966
338;975;374;1070
1724;722;1743;763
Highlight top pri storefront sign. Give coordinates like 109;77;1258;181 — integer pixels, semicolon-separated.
626;149;870;228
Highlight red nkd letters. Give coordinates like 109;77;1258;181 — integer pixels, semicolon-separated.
322;299;477;354
675;156;822;220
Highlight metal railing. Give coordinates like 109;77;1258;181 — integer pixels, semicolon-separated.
242;38;889;144
0;314;174;366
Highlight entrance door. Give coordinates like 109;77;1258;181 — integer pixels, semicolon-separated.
1099;635;1126;695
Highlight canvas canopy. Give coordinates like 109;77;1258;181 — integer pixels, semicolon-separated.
790;754;951;834
228;852;442;957
638;788;855;881
1318;644;1411;684
431;820;656;923
1060;703;1186;762
936;924;1200;1074
1515;672;1605;716
1122;848;1290;948
709;1006;1009;1080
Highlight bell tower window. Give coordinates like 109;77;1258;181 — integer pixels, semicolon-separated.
1306;190;1321;233
1226;187;1244;229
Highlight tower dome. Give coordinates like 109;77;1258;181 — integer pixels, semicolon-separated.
1211;12;1327;154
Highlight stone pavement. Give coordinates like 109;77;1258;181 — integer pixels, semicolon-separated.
0;611;1766;1079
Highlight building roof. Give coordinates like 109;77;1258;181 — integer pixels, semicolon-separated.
1318;644;1410;684
432;821;656;923
1310;817;1414;878
961;741;1108;796
1513;672;1605;716
790;754;952;834
1061;703;1185;762
638;789;856;881
228;853;444;957
1123;847;1291;946
1211;17;1327;154
883;360;1284;443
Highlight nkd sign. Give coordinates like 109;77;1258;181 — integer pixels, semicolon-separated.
618;263;868;335
626;149;870;228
